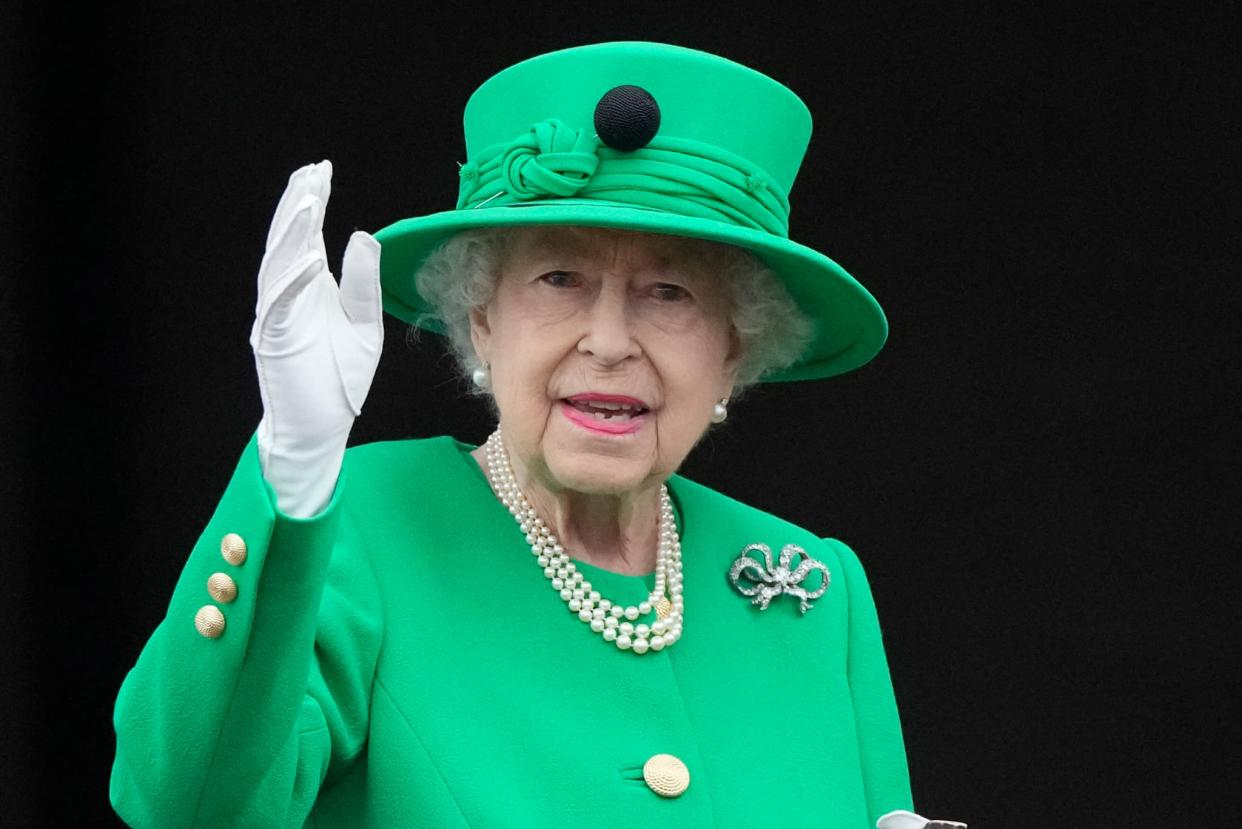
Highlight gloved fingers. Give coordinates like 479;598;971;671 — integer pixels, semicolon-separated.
259;160;331;302
338;230;383;334
876;810;967;829
265;160;331;252
258;195;322;304
876;810;931;829
306;161;331;264
250;247;328;353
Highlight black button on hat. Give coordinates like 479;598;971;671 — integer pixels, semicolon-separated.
593;85;661;151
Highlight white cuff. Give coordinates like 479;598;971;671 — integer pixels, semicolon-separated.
256;415;347;519
877;809;968;829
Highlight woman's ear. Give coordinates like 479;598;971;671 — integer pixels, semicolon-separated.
468;305;491;365
721;327;744;389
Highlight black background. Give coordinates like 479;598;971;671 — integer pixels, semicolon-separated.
3;2;1235;825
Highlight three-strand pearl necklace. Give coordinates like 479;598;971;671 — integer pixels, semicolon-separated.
483;428;684;654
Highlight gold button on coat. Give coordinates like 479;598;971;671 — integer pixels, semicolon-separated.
642;753;690;797
207;572;238;603
220;533;247;566
194;605;226;639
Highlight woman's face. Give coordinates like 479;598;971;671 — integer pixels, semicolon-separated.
469;225;741;496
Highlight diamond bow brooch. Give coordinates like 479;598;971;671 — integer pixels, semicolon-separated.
727;543;831;615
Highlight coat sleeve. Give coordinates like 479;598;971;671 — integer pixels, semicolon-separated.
109;428;383;828
823;536;916;827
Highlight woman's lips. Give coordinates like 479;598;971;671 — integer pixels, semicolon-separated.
560;394;650;435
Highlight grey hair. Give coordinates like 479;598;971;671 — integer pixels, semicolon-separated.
408;226;813;397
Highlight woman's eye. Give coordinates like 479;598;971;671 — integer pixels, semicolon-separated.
539;271;580;288
651;283;691;302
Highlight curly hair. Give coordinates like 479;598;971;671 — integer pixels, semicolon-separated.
408;225;813;398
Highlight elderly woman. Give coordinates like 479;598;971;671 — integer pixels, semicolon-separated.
109;42;964;829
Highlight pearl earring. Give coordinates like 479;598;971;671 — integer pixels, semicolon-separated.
472;362;491;391
711;397;728;424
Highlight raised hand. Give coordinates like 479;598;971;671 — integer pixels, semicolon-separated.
877;810;967;829
250;159;383;518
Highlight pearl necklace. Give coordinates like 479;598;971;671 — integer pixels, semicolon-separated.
482;428;684;654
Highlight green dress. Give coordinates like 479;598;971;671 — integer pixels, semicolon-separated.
109;430;915;828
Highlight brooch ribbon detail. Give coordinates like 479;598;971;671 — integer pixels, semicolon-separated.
728;543;831;614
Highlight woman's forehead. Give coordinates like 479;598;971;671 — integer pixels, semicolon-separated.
509;225;729;267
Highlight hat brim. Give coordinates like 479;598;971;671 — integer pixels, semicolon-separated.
372;199;887;382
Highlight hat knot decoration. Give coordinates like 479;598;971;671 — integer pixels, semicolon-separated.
458;126;790;235
489;118;602;203
374;41;892;383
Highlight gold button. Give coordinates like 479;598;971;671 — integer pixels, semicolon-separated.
195;605;226;639
642;753;689;798
220;533;247;566
207;572;238;603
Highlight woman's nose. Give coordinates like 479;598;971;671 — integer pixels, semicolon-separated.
577;285;640;366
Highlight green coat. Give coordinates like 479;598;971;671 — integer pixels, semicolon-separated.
110;430;915;828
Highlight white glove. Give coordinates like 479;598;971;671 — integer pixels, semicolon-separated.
249;159;383;519
877;809;967;829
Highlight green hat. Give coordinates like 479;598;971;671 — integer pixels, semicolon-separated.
372;41;887;382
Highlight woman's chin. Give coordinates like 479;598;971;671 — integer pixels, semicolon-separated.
543;452;656;497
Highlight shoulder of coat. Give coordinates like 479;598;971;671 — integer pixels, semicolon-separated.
341;434;475;487
345;433;469;462
668;473;835;553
